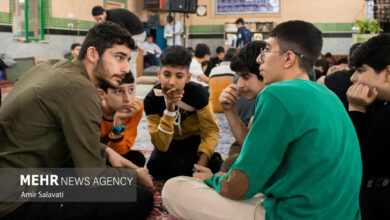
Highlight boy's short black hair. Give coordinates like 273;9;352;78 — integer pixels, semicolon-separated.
347;43;361;67
223;48;237;62
92;6;105;16
147;33;154;38
78;22;137;60
100;72;134;92
349;43;361;57
187;47;194;53
337;58;348;65
160;46;192;70
270;20;323;74
314;59;328;75
201;60;213;77
71;43;81;50
315;59;327;69
349;33;390;73
121;72;135;85
230;41;266;80
235;18;244;25
194;43;210;59
216;46;225;54
167;15;174;23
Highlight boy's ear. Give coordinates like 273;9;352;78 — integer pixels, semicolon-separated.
283;51;296;68
157;68;162;81
86;46;99;64
186;72;192;83
384;65;390;83
98;89;105;101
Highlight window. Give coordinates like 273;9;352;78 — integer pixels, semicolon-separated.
12;0;44;41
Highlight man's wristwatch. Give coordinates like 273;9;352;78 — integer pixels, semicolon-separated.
111;124;126;135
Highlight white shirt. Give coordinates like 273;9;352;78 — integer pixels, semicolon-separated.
209;61;235;78
140;41;162;58
189;58;208;87
164;21;183;46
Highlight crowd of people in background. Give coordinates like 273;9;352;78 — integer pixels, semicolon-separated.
0;4;389;220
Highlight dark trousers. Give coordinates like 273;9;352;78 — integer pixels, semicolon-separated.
220;141;242;173
147;136;200;180
122;150;146;168
360;184;390;220
143;55;158;69
1;185;153;220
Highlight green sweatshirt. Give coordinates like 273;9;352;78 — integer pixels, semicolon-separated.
205;79;362;220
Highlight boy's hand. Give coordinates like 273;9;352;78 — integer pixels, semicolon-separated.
347;83;378;113
192;164;213;181
105;148;154;190
113;102;141;128
219;84;241;111
164;88;184;112
216;172;227;176
136;168;155;190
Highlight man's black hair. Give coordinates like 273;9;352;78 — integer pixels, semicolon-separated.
187;47;194;53
78;22;137;60
100;72;134;92
194;43;210;59
230;41;265;80
223;48;237;62
349;33;390;73
269;20;323;74
160;46;192;70
71;43;81;50
92;6;105;16
235;18;244;25
216;46;225;54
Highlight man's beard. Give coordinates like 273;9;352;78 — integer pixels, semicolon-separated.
93;58;116;89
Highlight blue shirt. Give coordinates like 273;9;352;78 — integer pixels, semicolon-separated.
236;26;252;48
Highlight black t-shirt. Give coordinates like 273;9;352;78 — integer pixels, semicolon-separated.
324;69;354;110
349;102;390;181
144;82;209;117
106;8;144;35
210;57;222;67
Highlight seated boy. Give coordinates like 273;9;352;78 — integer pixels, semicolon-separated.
141;34;162;68
144;46;221;180
218;41;266;172
162;20;362;220
346;33;390;220
99;72;146;167
189;43;211;86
